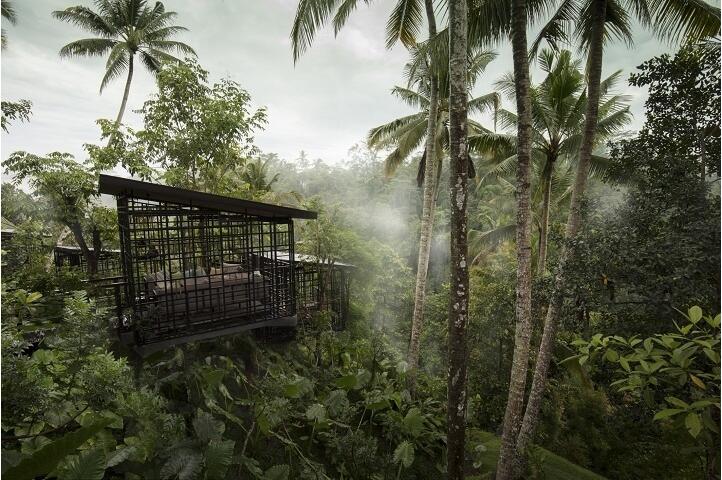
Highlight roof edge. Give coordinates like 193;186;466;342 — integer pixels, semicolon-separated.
98;174;317;220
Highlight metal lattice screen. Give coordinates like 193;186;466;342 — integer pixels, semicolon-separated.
117;195;295;345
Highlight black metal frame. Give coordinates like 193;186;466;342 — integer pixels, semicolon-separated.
99;175;317;353
294;258;352;331
53;245;121;277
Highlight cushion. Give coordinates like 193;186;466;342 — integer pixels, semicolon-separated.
222;262;243;273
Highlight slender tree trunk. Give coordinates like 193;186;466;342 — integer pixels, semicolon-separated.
115;54;134;126
407;0;441;392
537;155;555;276
516;0;607;455
69;220;97;275
447;0;470;478
495;0;534;475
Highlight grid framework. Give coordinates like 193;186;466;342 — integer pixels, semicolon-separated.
116;195;296;346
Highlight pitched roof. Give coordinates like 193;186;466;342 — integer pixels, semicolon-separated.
98;175;317;220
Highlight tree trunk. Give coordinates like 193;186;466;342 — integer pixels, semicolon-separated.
406;0;441;392
69;221;98;275
516;0;607;456
537;155;555;276
447;1;470;478
495;0;534;474
115;54;134;126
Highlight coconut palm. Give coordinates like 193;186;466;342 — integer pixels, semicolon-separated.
53;0;195;125
446;1;471;477
514;0;720;461
470;48;631;273
1;0;16;49
240;158;280;197
368;46;498;386
368;48;499;186
292;0;461;392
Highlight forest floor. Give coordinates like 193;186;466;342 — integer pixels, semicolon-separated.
469;430;607;479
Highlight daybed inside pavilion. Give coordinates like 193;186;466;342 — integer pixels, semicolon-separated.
99;174;320;356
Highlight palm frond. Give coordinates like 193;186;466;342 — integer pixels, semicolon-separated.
144;25;190;42
52;6;115;36
2;1;17;24
100;48;129;92
648;0;720;42
139;50;162;72
368;112;426;147
333;0;363;34
391;86;430;109
468;92;501;117
291;0;340;62
148;39;196;56
529;0;579;58
386;0;424;48
382;116;429;175
59;37;117;57
468;132;516;158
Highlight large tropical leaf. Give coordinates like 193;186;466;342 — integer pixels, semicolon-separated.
3;418;112;480
204;439;235;480
57;449;106;480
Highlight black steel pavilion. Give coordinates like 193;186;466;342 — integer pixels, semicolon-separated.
99;174;318;356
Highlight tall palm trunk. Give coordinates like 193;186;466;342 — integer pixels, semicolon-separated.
516;0;607;455
447;0;470;478
407;0;440;391
495;0;534;475
537;155;555;275
115;53;134;126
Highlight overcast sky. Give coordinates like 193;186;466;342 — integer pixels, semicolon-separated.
1;0;674;166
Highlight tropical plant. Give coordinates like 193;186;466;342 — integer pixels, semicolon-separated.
133;59;267;194
291;0;462;395
519;3;721;455
446;1;472;478
368;46;498;386
53;0;196;125
1;99;31;133
491;0;536;474
240;158;281;197
3;153;103;274
566;306;720;478
1;0;16;48
368;48;498;183
470;48;631;274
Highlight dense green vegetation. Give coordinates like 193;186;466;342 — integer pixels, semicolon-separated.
1;0;720;479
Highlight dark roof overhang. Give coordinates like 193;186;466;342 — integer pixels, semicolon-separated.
99;174;317;220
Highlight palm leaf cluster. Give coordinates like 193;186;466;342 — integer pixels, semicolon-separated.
368;47;500;185
1;0;17;49
53;0;195;93
468;49;632;264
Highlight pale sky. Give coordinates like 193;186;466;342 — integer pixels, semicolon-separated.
1;0;673;166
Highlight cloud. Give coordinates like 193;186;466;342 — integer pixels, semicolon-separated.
1;1;677;167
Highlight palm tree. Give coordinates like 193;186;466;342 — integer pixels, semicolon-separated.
515;0;720;460
291;0;465;393
368;47;498;386
240;158;280;197
53;0;195;125
447;1;470;477
470;49;631;274
490;0;536;474
1;0;16;49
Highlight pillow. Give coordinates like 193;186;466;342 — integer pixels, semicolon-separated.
152;279;176;294
145;270;172;286
222;262;243;273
